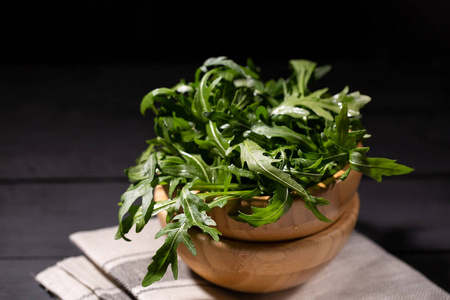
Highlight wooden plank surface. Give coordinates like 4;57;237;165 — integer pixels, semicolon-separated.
0;183;126;257
1;60;449;298
0;259;61;300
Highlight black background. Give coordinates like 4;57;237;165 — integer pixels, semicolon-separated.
3;1;450;64
1;1;450;299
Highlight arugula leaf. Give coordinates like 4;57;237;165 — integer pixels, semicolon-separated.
207;195;238;209
198;69;222;113
125;151;157;182
203;111;250;134
142;215;195;286
179;184;221;241
114;205;140;239
234;183;293;227
168;176;183;198
289;59;317;97
272;86;371;122
140;88;177;116
116;178;153;241
239;139;331;222
178;151;211;183
272;88;334;120
321;87;371;117
151;197;181;219
158;155;209;182
333;104;350;148
349;147;414;182
139;186;155;232
240;140;304;194
124;153;158;233
201;56;260;79
270;105;310;119
226;164;257;180
205;120;230;158
250;122;317;151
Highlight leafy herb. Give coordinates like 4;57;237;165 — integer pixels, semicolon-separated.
234;183;293;227
349;147;414;182
142;215;195;286
115;56;414;286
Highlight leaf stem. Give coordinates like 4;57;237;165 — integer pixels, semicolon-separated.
192;183;257;191
195;189;257;199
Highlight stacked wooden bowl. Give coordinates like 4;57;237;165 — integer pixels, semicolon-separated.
155;168;361;293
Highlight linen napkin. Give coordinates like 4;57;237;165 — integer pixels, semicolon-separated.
36;218;450;300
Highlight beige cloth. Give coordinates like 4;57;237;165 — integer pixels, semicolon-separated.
36;218;450;299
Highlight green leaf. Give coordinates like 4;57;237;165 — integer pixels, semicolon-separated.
139;186;155;231
203;111;250;133
114;205;140;240
286;167;324;180
255;105;269;122
304;196;330;222
321;87;371;117
298;99;335;120
125;152;158;183
191;182;257;192
289;59;317;97
158;154;210;183
234;183;293;227
201;56;260;79
333;103;350;148
142;215;195;286
179;185;221;241
239;139;330;222
273;88;335;120
205;120;230;158
121;202;155;234
178;150;211;183
198;70;222;113
273;86;370;122
243;130;274;149
349;148;414;182
168;176;183;198
240;139;304;194
116;178;153;240
207;195;237;209
117;152;160;237
151;197;181;219
227;164;257;180
344;91;371;116
250;123;317;151
140;88;177;116
270;105;310;118
339;168;352;181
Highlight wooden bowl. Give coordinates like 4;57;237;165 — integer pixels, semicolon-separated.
177;192;360;293
206;167;361;242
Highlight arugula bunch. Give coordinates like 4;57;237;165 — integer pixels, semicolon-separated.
115;57;413;286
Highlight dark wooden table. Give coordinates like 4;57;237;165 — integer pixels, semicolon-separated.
1;59;449;299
